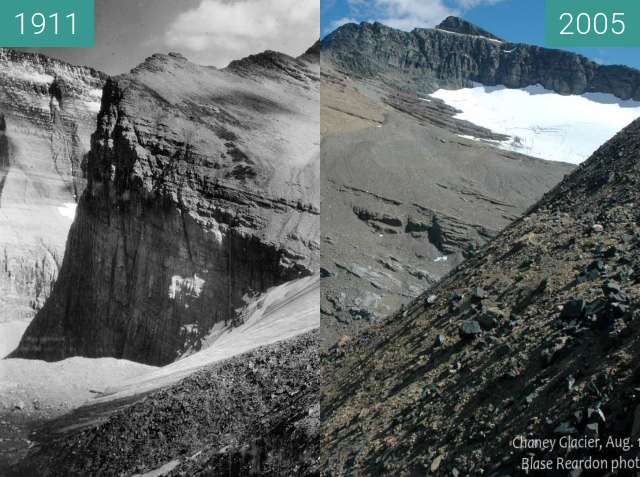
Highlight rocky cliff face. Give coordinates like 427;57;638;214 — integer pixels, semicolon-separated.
322;19;640;100
11;49;319;365
320;20;583;347
436;16;504;41
0;50;105;326
322;117;640;475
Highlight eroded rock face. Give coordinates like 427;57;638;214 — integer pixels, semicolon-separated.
12;49;319;365
322;19;640;99
322;117;640;475
319;28;579;347
436;16;504;41
0;49;105;324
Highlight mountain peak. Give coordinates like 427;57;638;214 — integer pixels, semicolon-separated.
301;40;320;60
436;16;504;41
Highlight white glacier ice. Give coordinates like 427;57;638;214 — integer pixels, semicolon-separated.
431;84;640;164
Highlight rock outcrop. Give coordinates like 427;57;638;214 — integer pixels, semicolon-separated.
436;16;504;41
11;48;319;365
11;331;319;477
320;21;581;347
322;19;640;99
322;117;640;475
0;49;105;326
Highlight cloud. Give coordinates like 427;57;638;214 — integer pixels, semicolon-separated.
368;0;457;29
164;0;320;67
333;0;505;31
455;0;503;8
327;16;359;33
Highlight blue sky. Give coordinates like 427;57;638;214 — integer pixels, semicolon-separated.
321;0;640;69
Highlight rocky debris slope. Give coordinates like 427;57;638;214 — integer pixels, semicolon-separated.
320;26;576;347
0;49;105;327
11;331;319;477
11;48;320;365
322;117;640;475
322;18;640;99
0;357;155;471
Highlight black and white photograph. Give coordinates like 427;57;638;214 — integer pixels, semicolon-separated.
0;1;320;475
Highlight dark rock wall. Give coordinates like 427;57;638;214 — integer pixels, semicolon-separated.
322;21;640;100
12;51;319;365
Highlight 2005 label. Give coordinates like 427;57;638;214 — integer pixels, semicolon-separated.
545;0;640;47
559;12;625;36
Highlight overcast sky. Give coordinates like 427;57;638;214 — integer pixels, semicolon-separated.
22;0;320;75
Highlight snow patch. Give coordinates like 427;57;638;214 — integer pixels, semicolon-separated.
430;84;640;164
0;321;30;358
0;356;156;413
57;202;77;219
169;274;205;300
85;100;101;114
99;275;319;401
434;256;448;263
132;460;180;477
208;221;224;244
4;67;54;85
436;28;503;44
84;88;103;114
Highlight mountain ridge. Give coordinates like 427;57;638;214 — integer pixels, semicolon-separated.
321;18;640;100
10;43;320;365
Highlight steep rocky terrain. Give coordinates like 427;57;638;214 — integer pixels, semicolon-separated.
322;117;640;475
10;330;319;477
322;18;640;98
10;47;320;366
436;16;504;42
0;49;105;331
1;272;318;474
320;19;590;347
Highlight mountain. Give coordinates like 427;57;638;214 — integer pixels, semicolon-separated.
322;19;640;99
0;49;105;332
4;45;320;475
322;115;640;475
320;19;609;347
436;16;504;42
9;48;320;366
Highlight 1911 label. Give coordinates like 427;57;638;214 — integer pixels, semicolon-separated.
0;0;93;47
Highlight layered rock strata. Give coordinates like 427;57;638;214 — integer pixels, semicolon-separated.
12;49;320;365
0;49;104;325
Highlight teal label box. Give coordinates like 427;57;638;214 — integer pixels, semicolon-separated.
0;0;94;47
545;0;640;47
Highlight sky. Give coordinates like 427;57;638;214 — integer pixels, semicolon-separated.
22;0;320;75
321;0;640;69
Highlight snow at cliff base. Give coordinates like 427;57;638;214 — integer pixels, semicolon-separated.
430;84;640;164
